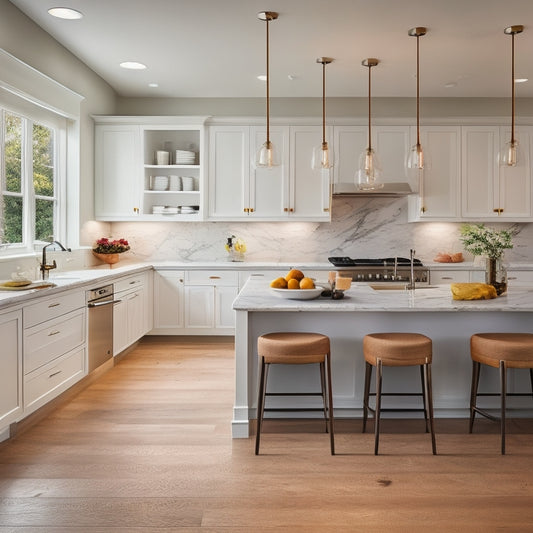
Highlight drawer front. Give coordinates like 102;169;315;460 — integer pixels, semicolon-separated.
430;270;470;284
24;347;85;410
24;308;86;374
114;274;144;293
24;290;85;328
185;270;238;286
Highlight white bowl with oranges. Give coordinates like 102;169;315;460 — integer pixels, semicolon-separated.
269;269;324;300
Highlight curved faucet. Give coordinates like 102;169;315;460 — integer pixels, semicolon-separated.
40;241;71;279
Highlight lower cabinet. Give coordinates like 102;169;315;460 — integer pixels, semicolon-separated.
151;269;238;335
113;272;148;356
0;309;23;432
23;290;87;416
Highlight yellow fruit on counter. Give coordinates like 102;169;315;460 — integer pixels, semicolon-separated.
287;278;300;289
285;269;305;282
299;277;315;290
270;277;288;289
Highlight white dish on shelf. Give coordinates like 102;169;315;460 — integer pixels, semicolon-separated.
270;287;324;300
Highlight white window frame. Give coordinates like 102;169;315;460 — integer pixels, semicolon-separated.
0;103;66;255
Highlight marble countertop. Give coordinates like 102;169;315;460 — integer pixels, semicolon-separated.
233;277;533;312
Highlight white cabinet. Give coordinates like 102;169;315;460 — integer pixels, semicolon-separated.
94;117;206;221
408;126;461;221
184;271;238;334
461;126;532;220
152;270;185;331
94;124;142;219
429;270;470;284
0;309;23;432
207;124;330;221
23;290;86;415
113;272;148;356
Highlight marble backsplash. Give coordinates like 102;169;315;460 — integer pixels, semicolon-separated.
108;196;533;264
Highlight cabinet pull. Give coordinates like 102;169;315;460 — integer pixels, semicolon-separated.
244;208;249;213
284;207;288;212
441;277;453;280
48;302;60;308
209;276;221;279
49;370;62;378
493;208;504;214
48;330;61;336
133;207;139;214
323;207;330;212
289;208;294;213
129;280;140;285
249;208;254;213
508;276;517;280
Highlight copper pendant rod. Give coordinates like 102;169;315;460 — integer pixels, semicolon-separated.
265;16;270;145
368;62;372;151
416;33;420;147
511;31;515;144
322;60;326;144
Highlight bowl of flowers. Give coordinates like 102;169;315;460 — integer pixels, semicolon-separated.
93;237;130;265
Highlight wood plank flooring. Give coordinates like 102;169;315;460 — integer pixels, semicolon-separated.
2;335;533;531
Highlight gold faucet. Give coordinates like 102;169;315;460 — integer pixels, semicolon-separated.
40;241;71;280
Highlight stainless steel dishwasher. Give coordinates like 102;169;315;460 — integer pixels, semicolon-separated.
87;284;119;372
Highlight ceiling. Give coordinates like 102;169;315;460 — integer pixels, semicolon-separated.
8;0;533;99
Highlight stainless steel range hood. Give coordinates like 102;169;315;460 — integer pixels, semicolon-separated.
332;182;413;197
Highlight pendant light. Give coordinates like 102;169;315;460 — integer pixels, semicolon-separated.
357;58;383;190
406;27;427;170
499;25;524;167
312;57;334;170
255;11;279;168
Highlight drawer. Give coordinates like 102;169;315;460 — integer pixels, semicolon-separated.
24;346;85;410
508;271;533;284
185;270;238;286
24;290;85;328
430;270;470;284
24;308;86;374
114;274;144;293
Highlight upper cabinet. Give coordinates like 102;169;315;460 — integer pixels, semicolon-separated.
408;126;461;221
94;116;207;221
208;123;330;221
461;125;532;220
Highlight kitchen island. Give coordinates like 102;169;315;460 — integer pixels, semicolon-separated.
232;278;533;437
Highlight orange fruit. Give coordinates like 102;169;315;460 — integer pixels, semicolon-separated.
285;269;305;282
299;277;315;290
287;278;300;289
270;277;288;289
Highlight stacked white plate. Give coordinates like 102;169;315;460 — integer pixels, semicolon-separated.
175;150;196;164
180;206;196;214
163;206;179;214
152;176;168;191
169;175;181;191
181;176;195;191
152;205;165;214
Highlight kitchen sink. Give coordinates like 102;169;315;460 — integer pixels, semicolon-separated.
369;284;439;291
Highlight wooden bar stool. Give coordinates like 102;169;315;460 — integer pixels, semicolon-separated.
362;332;436;455
470;333;533;455
255;332;334;455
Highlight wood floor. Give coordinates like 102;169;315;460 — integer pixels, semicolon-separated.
2;336;533;532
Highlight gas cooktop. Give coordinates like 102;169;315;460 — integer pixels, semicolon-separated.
328;257;423;267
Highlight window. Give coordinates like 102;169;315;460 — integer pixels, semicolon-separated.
1;107;62;253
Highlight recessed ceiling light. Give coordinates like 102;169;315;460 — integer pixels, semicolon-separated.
515;78;528;83
257;75;267;81
47;7;83;19
148;83;159;88
120;61;147;70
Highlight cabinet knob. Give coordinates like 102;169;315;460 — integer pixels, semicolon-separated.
243;208;248;213
323;207;330;212
493;208;504;214
249;208;254;213
133;207;139;214
289;208;294;213
421;206;427;213
284;208;288;212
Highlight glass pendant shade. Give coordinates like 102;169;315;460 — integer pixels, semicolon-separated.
499;139;520;167
406;143;425;170
357;148;383;190
312;142;334;170
255;140;279;168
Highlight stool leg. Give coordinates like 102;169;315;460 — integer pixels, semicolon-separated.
362;361;372;433
255;357;268;455
420;364;429;433
326;352;335;455
500;360;507;455
424;362;437;455
469;361;481;433
374;359;383;455
319;361;328;433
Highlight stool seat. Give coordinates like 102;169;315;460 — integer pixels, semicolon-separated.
255;332;334;455
362;332;436;455
471;333;533;369
258;332;330;364
363;333;432;367
469;333;533;454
